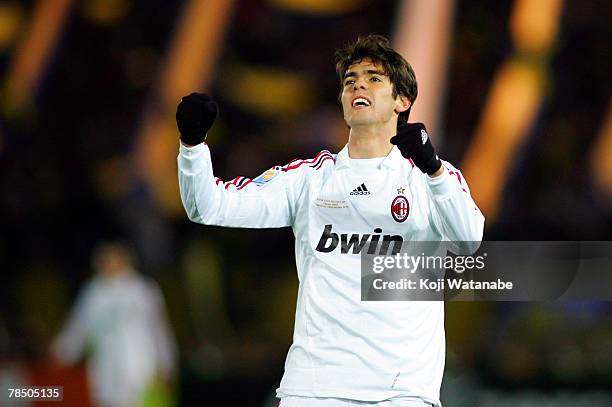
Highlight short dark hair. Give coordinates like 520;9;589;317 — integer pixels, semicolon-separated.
335;34;418;127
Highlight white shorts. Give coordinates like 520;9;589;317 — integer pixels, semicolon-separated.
278;396;433;407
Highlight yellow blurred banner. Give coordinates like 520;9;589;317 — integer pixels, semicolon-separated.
134;0;234;215
2;0;73;118
461;0;564;222
590;100;612;201
220;62;315;117
266;0;366;15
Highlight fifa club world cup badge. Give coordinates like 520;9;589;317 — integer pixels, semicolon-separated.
391;188;409;222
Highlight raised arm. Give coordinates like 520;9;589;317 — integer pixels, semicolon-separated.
176;93;300;228
178;143;302;228
391;123;485;252
426;162;485;252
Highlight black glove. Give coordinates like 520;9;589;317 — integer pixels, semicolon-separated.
176;92;218;145
390;123;442;175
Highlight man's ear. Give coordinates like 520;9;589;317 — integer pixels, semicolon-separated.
394;95;411;114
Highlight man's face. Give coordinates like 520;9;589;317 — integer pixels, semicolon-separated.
340;59;408;128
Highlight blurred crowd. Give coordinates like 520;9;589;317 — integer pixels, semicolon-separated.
0;0;610;406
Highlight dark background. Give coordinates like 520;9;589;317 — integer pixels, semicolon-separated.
0;0;610;406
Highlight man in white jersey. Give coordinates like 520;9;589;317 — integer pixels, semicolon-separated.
176;35;484;407
52;241;177;407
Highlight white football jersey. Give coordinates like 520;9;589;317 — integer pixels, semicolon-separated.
53;272;176;407
178;143;484;407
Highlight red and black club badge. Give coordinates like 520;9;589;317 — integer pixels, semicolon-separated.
391;194;409;223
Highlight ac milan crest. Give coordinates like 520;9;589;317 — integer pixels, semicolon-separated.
391;195;409;222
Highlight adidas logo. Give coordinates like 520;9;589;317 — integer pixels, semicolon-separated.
350;183;371;195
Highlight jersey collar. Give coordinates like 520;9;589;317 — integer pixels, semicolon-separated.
334;144;407;172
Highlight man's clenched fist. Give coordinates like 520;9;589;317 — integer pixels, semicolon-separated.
176;92;218;146
390;123;442;175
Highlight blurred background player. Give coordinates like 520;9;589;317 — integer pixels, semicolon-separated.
52;241;177;407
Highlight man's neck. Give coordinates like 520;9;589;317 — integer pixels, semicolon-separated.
347;124;396;158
